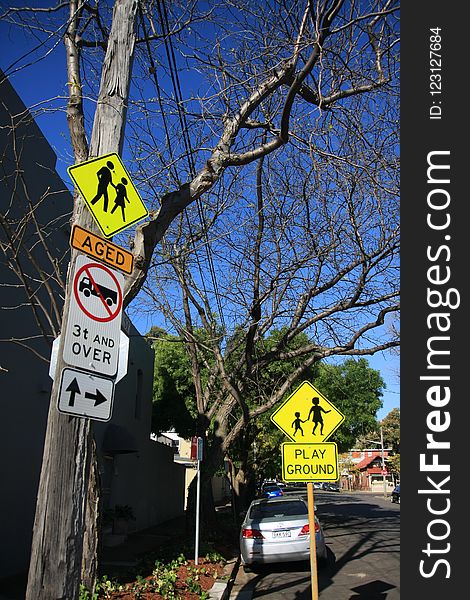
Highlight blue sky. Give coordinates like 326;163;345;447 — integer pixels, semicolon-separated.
366;352;399;420
1;10;400;422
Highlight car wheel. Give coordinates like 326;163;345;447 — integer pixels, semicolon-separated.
317;554;328;568
317;546;331;568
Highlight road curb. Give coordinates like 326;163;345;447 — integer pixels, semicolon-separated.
209;556;241;599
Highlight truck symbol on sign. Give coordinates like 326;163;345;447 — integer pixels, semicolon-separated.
78;276;117;306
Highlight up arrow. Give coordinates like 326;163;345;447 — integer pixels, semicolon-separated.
85;388;108;407
66;378;81;407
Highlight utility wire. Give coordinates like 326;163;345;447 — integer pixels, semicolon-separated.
156;0;226;332
138;4;179;185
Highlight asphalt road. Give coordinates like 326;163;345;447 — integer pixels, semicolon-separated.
230;490;400;599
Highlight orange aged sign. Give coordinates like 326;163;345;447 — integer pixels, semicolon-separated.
70;225;134;274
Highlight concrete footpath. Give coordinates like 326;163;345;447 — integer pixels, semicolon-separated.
227;564;256;600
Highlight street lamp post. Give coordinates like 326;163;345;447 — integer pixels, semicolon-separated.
366;426;387;499
379;426;387;499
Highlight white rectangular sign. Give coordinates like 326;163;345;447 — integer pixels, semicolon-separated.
58;368;115;421
63;255;124;377
51;330;129;383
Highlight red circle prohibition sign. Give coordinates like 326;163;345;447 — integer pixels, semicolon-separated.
73;261;123;322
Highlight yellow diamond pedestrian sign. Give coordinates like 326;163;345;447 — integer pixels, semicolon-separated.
271;380;345;443
68;153;148;238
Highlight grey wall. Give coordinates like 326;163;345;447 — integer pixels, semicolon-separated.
0;69;72;579
0;72;185;579
95;317;186;532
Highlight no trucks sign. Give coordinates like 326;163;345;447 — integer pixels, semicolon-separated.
62;255;124;377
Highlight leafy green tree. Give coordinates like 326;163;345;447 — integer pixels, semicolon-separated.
386;453;400;478
149;326;321;511
148;328;386;513
253;418;284;482
230;357;385;492
148;327;196;439
381;407;400;453
313;359;385;452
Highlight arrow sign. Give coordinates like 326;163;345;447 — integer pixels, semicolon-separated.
58;368;115;422
84;388;108;407
66;377;81;407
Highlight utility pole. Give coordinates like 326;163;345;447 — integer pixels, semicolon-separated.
380;426;387;499
25;3;139;598
365;426;388;499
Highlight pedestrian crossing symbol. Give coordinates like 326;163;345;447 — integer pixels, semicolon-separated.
68;153;148;238
271;380;345;443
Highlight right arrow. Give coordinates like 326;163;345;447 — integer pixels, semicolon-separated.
66;378;81;407
85;388;108;407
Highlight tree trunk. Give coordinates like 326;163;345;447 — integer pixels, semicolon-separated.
26;2;138;598
26;407;91;600
230;426;257;515
233;467;252;514
81;436;99;592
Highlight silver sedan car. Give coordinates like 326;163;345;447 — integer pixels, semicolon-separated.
240;495;327;568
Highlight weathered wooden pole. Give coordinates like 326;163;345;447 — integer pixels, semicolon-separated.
307;482;319;600
26;2;138;598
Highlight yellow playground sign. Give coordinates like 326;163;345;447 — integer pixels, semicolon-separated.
281;442;339;482
68;153;148;238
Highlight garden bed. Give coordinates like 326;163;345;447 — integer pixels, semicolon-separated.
91;554;226;599
86;507;239;599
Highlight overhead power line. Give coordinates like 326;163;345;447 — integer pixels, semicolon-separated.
154;0;226;332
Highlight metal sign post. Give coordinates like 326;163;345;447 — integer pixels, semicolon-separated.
195;456;201;566
307;482;318;600
192;437;203;565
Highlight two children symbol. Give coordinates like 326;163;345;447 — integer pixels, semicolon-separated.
291;397;331;437
90;161;130;221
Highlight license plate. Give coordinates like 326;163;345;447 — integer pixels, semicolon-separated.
272;530;291;539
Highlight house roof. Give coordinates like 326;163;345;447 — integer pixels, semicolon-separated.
355;455;382;470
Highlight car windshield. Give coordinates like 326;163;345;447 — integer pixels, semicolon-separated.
249;500;307;519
